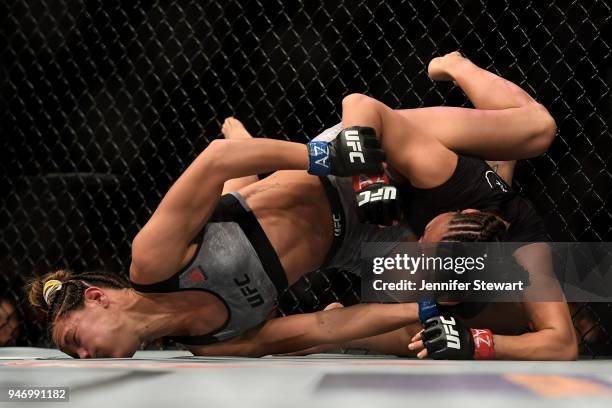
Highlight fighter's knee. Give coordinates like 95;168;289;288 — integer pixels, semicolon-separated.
530;102;557;155
342;93;375;109
541;106;558;148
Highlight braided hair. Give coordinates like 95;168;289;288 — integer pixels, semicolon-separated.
25;270;129;342
441;212;507;242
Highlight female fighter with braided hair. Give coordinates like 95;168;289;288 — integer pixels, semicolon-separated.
198;52;575;361
290;52;575;360
26;52;570;360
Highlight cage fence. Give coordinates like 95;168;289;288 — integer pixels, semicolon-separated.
0;0;610;356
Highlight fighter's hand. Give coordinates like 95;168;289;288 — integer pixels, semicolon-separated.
307;126;385;176
408;330;428;358
353;173;403;226
414;315;495;360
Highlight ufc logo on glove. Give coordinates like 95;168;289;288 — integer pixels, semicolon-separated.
306;126;384;176
357;186;397;206
344;130;365;163
440;316;461;349
421;314;495;360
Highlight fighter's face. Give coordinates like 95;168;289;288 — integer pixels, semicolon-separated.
51;288;140;359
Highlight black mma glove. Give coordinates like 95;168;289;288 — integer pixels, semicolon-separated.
307;126;385;176
352;173;403;225
422;315;495;360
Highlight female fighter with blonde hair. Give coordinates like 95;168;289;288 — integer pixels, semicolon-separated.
27;52;570;360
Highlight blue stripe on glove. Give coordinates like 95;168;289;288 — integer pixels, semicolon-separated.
307;141;331;176
418;299;440;323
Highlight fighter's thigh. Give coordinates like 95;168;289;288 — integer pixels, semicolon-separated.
373;103;457;187
344;96;447;179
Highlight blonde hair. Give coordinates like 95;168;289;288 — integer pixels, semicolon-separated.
25;269;129;342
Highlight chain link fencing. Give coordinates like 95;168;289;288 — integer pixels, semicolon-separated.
1;0;610;356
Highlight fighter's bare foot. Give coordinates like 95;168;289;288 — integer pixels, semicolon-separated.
221;117;253;139
323;302;345;311
427;51;469;82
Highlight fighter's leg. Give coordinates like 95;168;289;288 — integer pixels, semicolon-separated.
427;51;537;109
341;94;458;189
221;117;260;193
390;56;556;162
222;116;255;139
425;51;540;183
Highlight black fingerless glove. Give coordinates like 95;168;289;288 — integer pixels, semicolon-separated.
352;173;403;225
307;126;385;176
422;315;495;360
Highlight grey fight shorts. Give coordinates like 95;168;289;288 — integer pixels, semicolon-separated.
313;123;414;276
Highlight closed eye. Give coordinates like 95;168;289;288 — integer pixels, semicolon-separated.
65;329;78;358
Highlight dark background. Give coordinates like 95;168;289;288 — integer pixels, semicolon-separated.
1;0;610;352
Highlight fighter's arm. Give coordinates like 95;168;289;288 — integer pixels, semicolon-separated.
282;325;421;357
409;244;578;360
130;138;308;280
330;302;575;360
492;243;577;360
185;302;419;357
487;302;576;360
409;303;577;360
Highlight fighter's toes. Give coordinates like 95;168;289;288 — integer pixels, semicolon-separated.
324;302;345;311
427;51;466;82
221;117;251;139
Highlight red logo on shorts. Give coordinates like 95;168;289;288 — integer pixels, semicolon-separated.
186;267;206;284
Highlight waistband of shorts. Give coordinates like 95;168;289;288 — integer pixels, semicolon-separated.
318;176;347;269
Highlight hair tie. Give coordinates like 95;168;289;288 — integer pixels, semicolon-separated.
43;279;63;306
